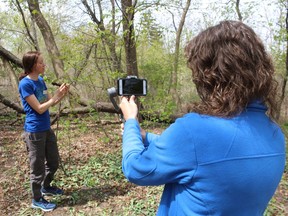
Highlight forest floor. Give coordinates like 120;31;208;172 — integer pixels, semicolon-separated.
0;112;287;216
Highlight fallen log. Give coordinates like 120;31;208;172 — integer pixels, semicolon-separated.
0;93;184;123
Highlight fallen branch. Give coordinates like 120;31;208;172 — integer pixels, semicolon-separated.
0;93;24;114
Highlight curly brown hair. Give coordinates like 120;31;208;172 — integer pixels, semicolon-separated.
184;20;279;119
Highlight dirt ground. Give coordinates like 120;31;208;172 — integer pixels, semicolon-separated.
0;113;164;215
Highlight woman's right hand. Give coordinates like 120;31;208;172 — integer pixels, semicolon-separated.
53;83;70;104
119;95;138;120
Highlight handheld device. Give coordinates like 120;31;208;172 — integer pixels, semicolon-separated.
107;76;147;122
117;76;147;96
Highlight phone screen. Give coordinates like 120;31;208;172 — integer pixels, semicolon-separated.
118;78;147;96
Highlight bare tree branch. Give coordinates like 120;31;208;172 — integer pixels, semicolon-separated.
0;45;23;68
236;0;243;21
97;0;104;23
81;0;102;25
81;0;122;73
14;0;38;50
74;44;95;81
167;9;177;32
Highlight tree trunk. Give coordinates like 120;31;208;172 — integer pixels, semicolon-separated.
170;0;191;106
279;6;288;120
27;0;65;79
121;0;139;76
1;58;19;97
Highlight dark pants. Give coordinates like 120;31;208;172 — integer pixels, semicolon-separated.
23;129;60;200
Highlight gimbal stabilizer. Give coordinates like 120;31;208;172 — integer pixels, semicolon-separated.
107;87;124;122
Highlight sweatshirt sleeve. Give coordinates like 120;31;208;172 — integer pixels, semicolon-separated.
122;117;197;186
144;132;160;147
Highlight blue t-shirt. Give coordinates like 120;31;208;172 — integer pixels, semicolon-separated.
122;101;286;215
18;76;50;132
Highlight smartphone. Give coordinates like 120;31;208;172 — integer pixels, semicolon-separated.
117;77;147;96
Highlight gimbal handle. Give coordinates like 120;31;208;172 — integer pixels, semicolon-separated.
107;87;124;122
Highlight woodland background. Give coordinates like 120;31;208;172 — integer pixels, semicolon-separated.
0;0;287;215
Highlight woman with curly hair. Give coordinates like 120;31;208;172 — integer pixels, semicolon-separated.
119;21;286;215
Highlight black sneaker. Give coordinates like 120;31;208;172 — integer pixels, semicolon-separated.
31;197;56;211
41;186;64;196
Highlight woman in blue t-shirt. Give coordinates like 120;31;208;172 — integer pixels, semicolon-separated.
119;21;286;215
18;51;69;212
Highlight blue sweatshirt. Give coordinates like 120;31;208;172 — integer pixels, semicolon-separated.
122;101;286;215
